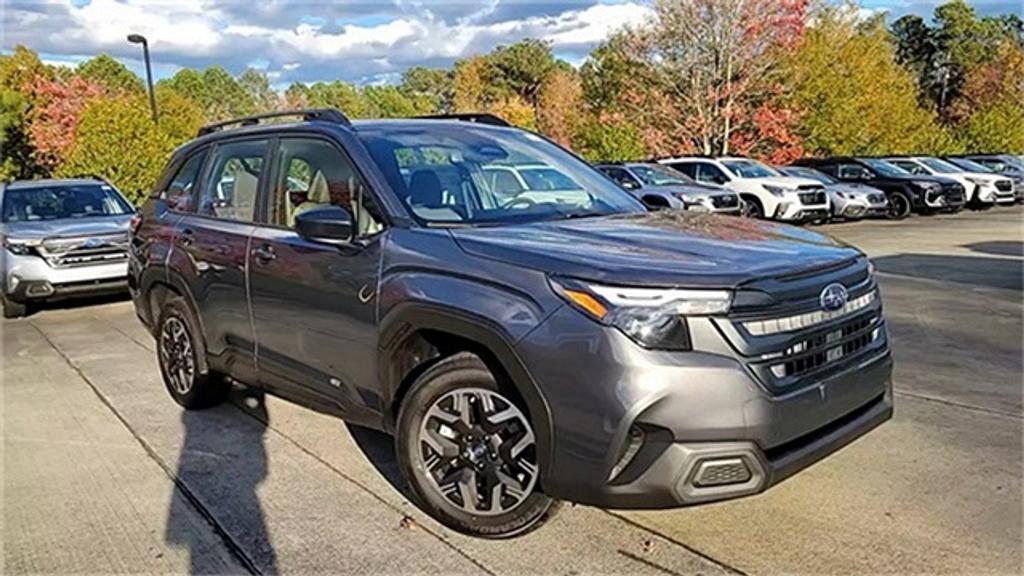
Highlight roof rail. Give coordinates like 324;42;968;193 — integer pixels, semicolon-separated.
197;108;351;137
414;113;510;127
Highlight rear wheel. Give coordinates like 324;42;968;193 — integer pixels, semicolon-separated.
1;294;27;319
156;296;228;409
887;192;912;220
396;353;558;538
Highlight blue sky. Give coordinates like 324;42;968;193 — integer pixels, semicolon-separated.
3;1;1020;87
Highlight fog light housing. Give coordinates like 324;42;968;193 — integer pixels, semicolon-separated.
608;425;645;481
693;458;752;487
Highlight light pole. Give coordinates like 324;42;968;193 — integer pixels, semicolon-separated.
127;33;158;124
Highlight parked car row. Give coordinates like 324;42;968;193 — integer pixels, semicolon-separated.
596;154;1022;224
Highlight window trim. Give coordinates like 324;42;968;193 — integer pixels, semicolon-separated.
259;133;390;237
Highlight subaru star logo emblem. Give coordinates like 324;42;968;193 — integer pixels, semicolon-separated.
820;283;849;312
82;237;103;249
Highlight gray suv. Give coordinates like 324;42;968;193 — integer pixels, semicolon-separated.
1;178;134;318
130;110;893;538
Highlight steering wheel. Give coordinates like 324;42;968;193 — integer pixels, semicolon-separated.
502;196;538;211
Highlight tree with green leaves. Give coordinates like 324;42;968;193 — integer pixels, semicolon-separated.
400;67;453;113
238;68;280;113
785;7;957;156
77;54;144;94
363;85;434;118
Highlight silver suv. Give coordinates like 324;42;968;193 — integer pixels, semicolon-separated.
1;178;134;318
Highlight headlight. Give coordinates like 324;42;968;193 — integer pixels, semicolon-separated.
914;181;940;190
2;237;37;256
762;184;788;197
550;278;732;350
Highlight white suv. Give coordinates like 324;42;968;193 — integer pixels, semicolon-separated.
660;157;830;221
884;156;1013;206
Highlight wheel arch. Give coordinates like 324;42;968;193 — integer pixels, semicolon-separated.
379;303;555;479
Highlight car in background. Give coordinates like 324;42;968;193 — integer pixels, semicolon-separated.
948;155;1024;203
793;157;965;219
594;162;741;214
777;166;889;220
883;156;1012;207
659;156;829;221
480;163;591;207
1;178;134;318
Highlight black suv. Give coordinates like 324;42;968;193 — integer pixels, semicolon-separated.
130;109;893;538
794;157;965;218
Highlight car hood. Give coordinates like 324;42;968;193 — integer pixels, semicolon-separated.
648;183;733;198
827;182;885;197
741;176;823;189
0;216;131;241
451;211;861;288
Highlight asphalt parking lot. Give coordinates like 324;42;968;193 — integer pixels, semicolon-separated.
2;207;1021;575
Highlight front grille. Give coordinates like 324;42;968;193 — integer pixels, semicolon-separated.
772;314;878;379
942;183;965;203
711;194;739;208
798;191;826;205
996;180;1012;192
38;233;129;268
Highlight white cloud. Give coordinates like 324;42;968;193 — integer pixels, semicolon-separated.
2;1;653;84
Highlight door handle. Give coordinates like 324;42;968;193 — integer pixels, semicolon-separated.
177;228;194;247
252;244;276;264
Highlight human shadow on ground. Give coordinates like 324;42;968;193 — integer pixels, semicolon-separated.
165;387;277;574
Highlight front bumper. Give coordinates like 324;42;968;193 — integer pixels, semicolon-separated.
515;305;893;509
775;196;830;221
3;250;128;302
834;196;889;219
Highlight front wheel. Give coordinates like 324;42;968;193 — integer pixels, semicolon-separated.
887;192;912;220
396;353;558;538
741;196;764;219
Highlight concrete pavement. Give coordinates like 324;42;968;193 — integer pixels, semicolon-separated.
2;206;1021;574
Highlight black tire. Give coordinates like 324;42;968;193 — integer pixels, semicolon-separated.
2;294;27;319
887;191;912;220
741;196;764;219
396;352;559;538
155;295;229;409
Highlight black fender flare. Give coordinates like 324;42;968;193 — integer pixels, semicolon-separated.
378;302;555;479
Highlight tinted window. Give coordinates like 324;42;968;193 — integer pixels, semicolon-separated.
599;167;640;188
890;160;926;175
356;124;643;225
199;139;267;222
273;137;384;236
948;158;993;172
161;151;206;212
695;163;729;184
837;164;870;179
667;162;697;178
861;158;908;176
2;184;132;222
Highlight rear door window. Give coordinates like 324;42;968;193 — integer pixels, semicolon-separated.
695;163;728;184
199;139;268;222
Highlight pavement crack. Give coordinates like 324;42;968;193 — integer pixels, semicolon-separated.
893;390;1021;420
603;511;749;576
28;321;262;576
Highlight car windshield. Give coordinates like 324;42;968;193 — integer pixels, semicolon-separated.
861;159;908;176
628;164;691;186
780;166;835;184
948;158;993;172
720;159;779;179
999;155;1024;170
1;183;133;223
920;158;963;174
357;124;645;225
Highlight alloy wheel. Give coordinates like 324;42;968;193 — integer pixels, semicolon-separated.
418;388;539;516
160;316;195;395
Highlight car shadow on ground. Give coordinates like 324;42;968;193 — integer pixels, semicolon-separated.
165;387;276;574
961;241;1024;258
346;424;415;499
16;291;130;318
873;253;1023;292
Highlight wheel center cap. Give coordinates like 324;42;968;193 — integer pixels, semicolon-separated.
467;443;488;463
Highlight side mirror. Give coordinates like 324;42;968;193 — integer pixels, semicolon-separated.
295;206;354;245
